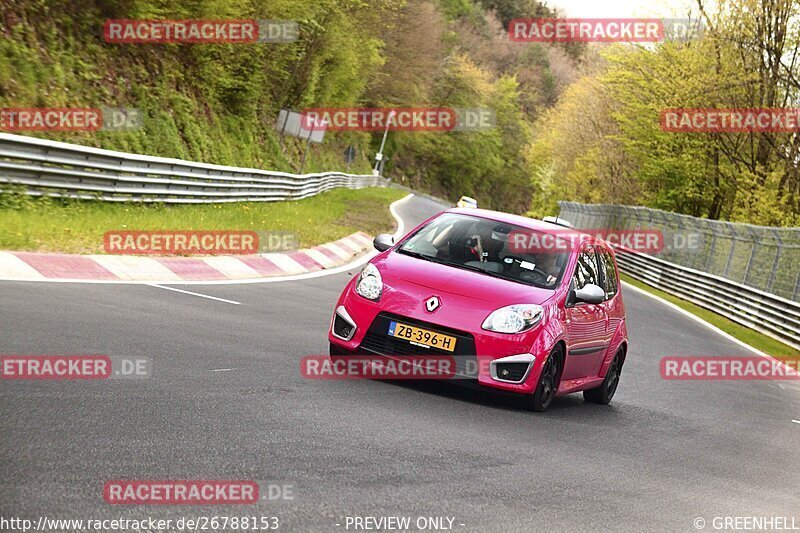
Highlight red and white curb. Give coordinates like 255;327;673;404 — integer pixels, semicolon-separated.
0;233;374;283
0;194;415;285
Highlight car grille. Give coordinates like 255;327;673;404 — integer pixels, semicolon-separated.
359;312;477;379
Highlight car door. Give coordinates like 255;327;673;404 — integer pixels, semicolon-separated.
562;243;608;380
596;245;622;350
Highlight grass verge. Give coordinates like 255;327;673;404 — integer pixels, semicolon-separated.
0;187;406;254
621;273;800;360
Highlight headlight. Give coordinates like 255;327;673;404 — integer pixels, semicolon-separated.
355;263;383;301
482;304;544;333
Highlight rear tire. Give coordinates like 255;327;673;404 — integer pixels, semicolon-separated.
583;349;623;405
527;345;563;412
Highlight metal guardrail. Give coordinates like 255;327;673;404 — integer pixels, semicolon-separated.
614;248;800;351
559;201;800;301
559;202;800;350
0;133;387;203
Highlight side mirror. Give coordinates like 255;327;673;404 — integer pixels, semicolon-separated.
573;283;605;305
373;234;394;252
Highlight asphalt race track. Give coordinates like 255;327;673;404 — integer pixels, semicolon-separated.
1;195;799;532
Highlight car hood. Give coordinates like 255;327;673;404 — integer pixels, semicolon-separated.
376;251;557;307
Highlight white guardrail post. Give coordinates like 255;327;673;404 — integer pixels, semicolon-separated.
0;133;387;203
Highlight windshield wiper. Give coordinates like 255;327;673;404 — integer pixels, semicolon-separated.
396;248;437;262
437;258;528;285
399;250;548;289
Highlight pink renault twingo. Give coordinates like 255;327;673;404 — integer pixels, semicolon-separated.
328;208;629;411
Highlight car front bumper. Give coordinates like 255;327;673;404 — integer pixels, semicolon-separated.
328;288;550;394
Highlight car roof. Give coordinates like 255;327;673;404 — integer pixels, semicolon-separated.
444;207;603;248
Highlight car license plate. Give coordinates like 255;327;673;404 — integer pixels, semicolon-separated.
387;321;456;352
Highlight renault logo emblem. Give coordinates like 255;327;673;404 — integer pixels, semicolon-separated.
425;296;441;313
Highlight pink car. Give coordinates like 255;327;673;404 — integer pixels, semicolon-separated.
328;208;628;411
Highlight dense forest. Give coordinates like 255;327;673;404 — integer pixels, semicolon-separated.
528;0;800;226
1;0;799;224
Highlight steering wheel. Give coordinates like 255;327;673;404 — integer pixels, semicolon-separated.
503;255;551;282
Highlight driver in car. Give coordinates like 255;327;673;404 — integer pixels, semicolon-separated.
533;253;559;287
467;225;504;263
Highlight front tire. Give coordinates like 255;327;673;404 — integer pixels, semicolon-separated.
527;345;563;412
583;349;623;405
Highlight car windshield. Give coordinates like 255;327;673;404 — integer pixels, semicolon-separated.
397;213;571;289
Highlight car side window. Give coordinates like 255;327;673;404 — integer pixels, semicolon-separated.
573;245;600;290
597;248;618;299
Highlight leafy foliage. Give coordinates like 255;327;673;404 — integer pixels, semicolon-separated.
527;0;800;226
0;0;574;214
